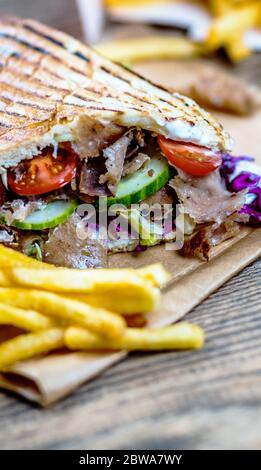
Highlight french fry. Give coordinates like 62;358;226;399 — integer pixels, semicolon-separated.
0;246;166;314
226;35;251;63
106;0;172;6
137;263;171;288
69;292;156;315
0;328;64;371
68;264;168;314
0;245;168;287
95;37;201;64
207;2;260;49
0;302;57;331
6;267;161;312
0;271;9;286
210;0;231;17
0;244;49;269
0;245;168;290
0;288;126;339
65;323;204;352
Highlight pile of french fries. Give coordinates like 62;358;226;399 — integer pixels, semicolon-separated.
0;245;204;371
207;0;261;62
97;0;261;63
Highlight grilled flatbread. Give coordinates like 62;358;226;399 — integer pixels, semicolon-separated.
0;16;232;168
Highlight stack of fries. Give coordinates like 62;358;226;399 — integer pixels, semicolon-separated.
207;0;261;62
95;0;261;63
0;245;204;371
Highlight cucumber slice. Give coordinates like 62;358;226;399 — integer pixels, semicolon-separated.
99;154;173;208
3;199;79;230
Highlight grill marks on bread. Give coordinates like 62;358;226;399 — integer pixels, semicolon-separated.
0;16;230;161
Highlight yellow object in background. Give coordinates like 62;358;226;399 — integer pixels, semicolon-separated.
106;0;173;6
101;0;261;64
207;2;261;49
210;0;231;17
96;36;202;63
226;35;251;63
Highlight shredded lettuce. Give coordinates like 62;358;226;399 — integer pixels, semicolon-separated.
24;241;43;261
221;154;261;225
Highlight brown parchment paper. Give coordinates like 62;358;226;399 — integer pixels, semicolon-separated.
0;61;260;406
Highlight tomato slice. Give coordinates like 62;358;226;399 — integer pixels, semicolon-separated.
8;144;77;196
158;136;222;177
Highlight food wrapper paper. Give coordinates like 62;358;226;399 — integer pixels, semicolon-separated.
0;61;260;406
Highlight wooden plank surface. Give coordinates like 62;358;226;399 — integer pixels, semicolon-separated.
0;0;260;450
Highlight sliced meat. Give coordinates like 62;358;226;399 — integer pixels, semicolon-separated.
142;186;174;206
44;214;107;268
0;179;6;206
125;129;146;160
72;115;124;158
170;169;246;260
0;199;46;225
100;132;133;195
178;68;261;116
79;158;111;197
0;228;15;244
134;129;145;148
140;186;174;226
123;152;150;177
169;169;245;225
181;215;241;261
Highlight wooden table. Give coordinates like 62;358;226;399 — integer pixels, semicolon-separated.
0;0;261;450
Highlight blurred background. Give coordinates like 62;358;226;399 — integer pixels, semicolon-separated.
1;1;260;70
77;1;261;66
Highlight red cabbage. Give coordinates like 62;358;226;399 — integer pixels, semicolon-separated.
221;154;261;225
